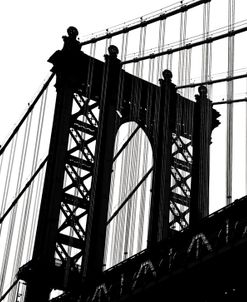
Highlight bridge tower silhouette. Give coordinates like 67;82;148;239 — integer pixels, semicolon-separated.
2;0;247;301
19;25;218;301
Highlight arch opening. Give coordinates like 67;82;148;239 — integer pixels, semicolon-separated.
103;122;153;270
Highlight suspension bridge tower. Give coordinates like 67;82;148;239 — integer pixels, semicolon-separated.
15;25;219;301
3;0;247;301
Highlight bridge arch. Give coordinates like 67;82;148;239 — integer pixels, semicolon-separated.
104;121;153;269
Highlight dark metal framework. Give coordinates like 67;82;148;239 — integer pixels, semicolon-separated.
19;25;218;301
55;92;99;271
71;195;247;302
2;0;247;300
170;132;193;230
20;46;106;300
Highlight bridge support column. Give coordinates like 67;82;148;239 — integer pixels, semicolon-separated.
82;47;122;282
190;85;212;226
24;27;86;302
148;70;176;245
24;88;75;302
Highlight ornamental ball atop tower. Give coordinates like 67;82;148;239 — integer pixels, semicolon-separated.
162;69;173;82
67;26;79;39
108;45;119;58
198;85;207;97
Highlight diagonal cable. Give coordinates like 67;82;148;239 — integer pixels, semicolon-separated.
107;166;153;225
0;156;48;225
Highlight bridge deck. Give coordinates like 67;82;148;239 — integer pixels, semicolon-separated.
45;195;247;301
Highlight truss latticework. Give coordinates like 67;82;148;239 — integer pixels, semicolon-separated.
169;133;193;231
55;92;99;271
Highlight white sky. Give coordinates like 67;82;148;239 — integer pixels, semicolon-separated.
0;0;177;144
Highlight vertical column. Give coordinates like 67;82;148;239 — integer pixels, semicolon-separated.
148;69;176;245
82;46;122;281
24;27;86;302
226;0;235;205
177;6;187;90
190;86;212;226
201;1;211;83
24;89;75;302
156;19;166;84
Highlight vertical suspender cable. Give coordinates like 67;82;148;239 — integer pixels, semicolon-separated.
27;163;46;260
113;24;144;265
104;131;120;268
201;2;211;82
115;125;132;264
123;23;147;259
226;0;235;205
129;23;146;257
136;131;150;251
156;19;166;84
26;87;49;259
0;134;18;237
207;42;212;98
90;42;97;59
8;88;48;302
114;45;142;264
104;29;130;266
178;6;187;94
136;43;155;252
107;28;131;267
0;114;32;298
106;114;120;266
136;20;147;78
201;2;212;98
124;126;142;257
121;31;129;65
166;51;173;72
146;57;155;130
185;47;192;98
123;124;135;259
105;30;112;55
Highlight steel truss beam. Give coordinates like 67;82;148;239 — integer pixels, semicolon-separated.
170;133;192;230
55;92;99;271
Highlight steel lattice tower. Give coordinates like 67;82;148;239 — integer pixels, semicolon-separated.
16;26;219;302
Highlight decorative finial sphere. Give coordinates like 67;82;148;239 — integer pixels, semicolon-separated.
67;26;79;38
108;45;119;57
162;69;173;81
198;85;207;95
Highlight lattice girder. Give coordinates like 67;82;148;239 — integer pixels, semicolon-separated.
169;132;193;231
54;91;100;272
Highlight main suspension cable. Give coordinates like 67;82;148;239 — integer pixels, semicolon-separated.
0;113;32;297
0;73;54;157
107;166;153;225
0;279;19;302
0;135;18;237
0;156;48;226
